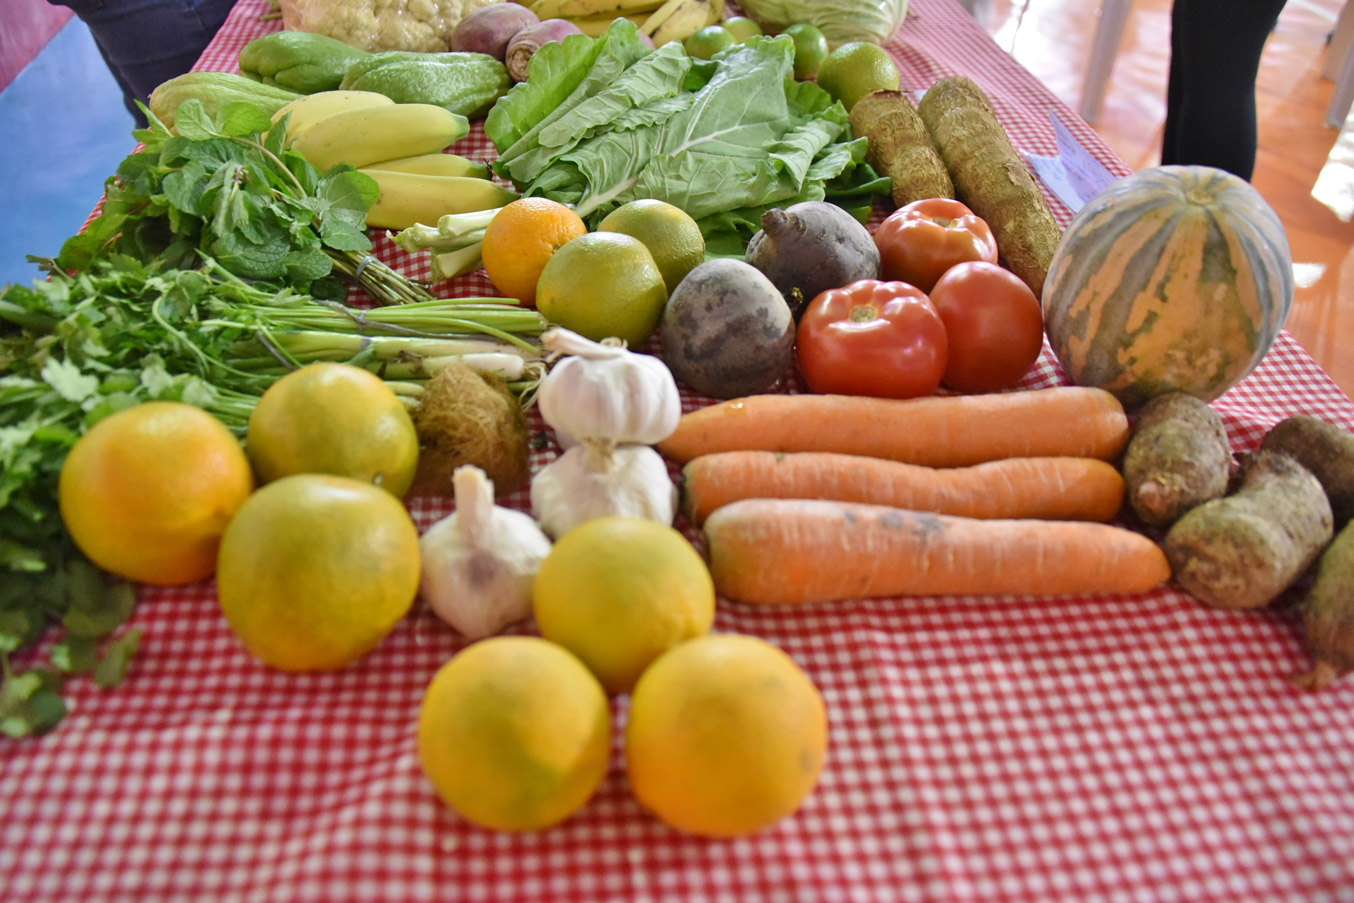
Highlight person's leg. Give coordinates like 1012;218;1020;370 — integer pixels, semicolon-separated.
1160;0;1187;167
52;0;236;126
1160;0;1288;180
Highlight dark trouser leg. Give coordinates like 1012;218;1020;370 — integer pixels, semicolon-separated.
1160;0;1289;180
49;0;236;127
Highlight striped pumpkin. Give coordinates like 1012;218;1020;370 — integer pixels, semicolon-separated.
1042;165;1293;409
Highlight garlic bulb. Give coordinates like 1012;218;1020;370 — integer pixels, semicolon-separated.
536;327;682;448
419;465;552;639
531;444;678;538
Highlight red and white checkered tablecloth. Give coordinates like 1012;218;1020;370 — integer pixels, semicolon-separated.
6;2;1354;902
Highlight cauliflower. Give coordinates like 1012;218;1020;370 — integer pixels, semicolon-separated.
279;0;503;53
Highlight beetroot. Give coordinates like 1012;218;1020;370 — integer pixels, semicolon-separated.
449;3;540;60
505;19;583;82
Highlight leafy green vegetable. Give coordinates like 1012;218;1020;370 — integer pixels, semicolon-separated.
59;99;429;306
484;21;887;247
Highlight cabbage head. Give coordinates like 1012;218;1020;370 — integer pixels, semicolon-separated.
736;0;910;47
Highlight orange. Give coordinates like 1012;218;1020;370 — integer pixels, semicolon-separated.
417;636;611;831
625;633;828;838
531;516;714;694
245;362;419;498
216;473;421;671
480;196;588;306
57;401;254;586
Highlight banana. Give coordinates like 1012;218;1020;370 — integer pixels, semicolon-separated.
289;103;470;173
270;90;395;144
530;0;663;22
360;152;491;180
566;12;651;37
648;0;716;46
363;171;520;231
639;0;689;38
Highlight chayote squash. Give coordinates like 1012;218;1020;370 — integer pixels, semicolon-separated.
147;72;300;130
239;30;373;94
339;51;510;119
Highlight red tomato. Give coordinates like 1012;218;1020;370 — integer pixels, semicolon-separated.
796;279;948;399
928;261;1045;393
873;198;999;293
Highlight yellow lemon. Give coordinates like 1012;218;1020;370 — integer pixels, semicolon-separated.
417;636;611;831
532;516;714;694
625;633;828;838
597;199;706;294
535;232;668;347
245;362;419;498
58;401;254;586
216;473;421;671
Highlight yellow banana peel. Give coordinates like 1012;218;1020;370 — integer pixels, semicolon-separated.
289;103;470;173
363;171;519;231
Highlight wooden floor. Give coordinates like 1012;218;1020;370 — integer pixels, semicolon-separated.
975;0;1354;397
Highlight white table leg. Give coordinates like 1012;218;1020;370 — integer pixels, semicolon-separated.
1080;0;1134;124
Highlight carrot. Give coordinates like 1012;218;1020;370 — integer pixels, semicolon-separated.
656;387;1129;467
702;499;1171;605
681;452;1125;526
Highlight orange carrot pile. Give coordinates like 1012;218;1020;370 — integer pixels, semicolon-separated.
656;387;1130;467
703;498;1171;605
681;452;1125;526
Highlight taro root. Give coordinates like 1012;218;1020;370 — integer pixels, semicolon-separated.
1293;520;1354;691
1121;392;1232;526
1259;414;1354;526
1163;449;1333;611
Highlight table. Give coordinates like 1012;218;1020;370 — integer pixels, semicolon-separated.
5;2;1354;901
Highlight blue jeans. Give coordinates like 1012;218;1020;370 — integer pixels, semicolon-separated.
49;0;237;126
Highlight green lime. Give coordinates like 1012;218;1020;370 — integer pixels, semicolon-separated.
597;198;706;294
815;41;901;112
536;232;668;347
783;23;828;81
685;25;735;60
722;16;763;43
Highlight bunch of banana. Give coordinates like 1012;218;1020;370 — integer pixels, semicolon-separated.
530;0;725;46
272;90;518;231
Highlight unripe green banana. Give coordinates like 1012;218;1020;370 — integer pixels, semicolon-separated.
271;90;395;143
360;152;490;180
363;171;519;230
289;103;470;173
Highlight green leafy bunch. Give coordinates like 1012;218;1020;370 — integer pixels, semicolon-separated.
59;99;380;301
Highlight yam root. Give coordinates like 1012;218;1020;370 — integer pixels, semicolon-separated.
1121;393;1232;526
916;76;1062;299
1258;415;1354;526
1163;449;1333;611
1293;520;1354;691
847;89;955;207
